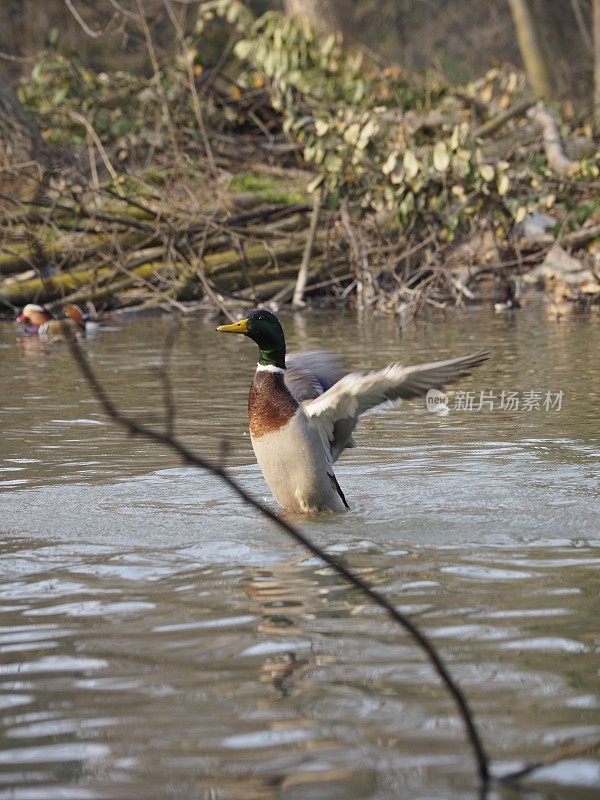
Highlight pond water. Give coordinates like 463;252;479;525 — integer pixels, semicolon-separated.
0;304;598;800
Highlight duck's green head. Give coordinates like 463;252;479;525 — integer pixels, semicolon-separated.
217;309;286;369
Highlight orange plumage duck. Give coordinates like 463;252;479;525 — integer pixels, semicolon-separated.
16;304;87;340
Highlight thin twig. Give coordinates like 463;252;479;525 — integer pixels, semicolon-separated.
107;0;141;21
103;186;158;221
64;0;119;38
498;735;600;783
570;0;593;52
473;98;535;139
231;235;257;300
164;0;217;175
134;0;179;157
66;111;118;181
293;186;322;308
177;245;237;321
63;327;491;785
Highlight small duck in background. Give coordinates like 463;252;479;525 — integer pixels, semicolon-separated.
16;303;87;339
493;278;521;313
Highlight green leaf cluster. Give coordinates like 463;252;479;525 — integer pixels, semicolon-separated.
222;4;599;236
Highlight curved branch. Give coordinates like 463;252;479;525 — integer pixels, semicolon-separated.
65;110;118;181
527;106;579;177
473;98;534;139
499;735;600;783
63;325;491;785
64;0;119;39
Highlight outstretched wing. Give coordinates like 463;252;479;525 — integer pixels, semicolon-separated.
284;350;347;402
304;351;489;461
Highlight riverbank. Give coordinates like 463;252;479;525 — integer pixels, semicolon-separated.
1;5;599;320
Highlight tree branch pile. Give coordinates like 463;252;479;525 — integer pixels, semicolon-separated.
0;0;599;319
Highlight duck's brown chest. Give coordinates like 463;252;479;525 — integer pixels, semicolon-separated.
248;371;298;438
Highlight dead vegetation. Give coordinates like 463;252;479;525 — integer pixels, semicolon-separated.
0;0;598;320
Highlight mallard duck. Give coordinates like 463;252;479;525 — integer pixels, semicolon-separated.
16;303;86;339
217;310;489;514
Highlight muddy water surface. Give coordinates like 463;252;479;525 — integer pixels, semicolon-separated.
0;306;599;799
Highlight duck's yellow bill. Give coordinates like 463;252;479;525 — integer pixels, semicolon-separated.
216;317;249;334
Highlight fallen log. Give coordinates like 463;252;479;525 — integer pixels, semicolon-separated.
0;261;173;306
0;232;149;277
1;239;320;307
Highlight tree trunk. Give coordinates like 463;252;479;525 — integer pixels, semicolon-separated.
282;0;346;37
507;0;554;98
594;0;600;132
0;70;46;203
